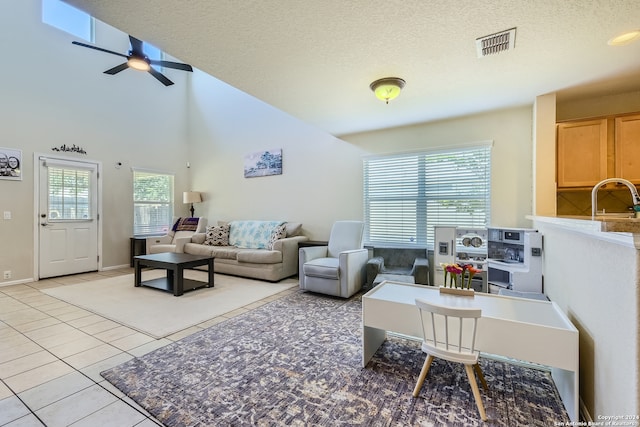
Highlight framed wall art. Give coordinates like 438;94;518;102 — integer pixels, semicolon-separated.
244;148;282;178
0;147;22;181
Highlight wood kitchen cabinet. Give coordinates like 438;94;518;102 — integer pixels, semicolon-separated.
615;113;640;184
556;118;608;188
557;112;640;188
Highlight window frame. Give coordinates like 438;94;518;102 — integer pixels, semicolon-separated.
42;0;94;42
132;169;175;237
363;142;492;249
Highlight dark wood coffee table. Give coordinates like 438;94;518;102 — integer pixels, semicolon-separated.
134;252;214;296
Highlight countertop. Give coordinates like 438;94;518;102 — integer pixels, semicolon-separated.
527;215;640;249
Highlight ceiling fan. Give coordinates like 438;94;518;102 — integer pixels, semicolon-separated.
72;35;193;86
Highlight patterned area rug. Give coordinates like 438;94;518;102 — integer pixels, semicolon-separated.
101;291;570;426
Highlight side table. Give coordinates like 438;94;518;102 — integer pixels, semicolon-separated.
130;237;147;267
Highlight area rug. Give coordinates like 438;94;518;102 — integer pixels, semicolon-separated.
101;291;570;426
42;270;297;338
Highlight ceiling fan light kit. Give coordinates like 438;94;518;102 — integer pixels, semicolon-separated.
72;35;193;86
127;57;150;71
370;77;406;104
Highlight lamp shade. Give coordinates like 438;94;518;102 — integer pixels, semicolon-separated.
183;191;202;204
370;77;406;104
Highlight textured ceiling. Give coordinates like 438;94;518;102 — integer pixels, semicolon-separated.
62;0;640;136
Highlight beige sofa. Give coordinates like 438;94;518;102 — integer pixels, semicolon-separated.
183;221;308;282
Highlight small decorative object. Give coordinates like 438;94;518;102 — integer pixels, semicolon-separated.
0;147;22;181
52;144;87;155
244;149;282;178
438;262;479;297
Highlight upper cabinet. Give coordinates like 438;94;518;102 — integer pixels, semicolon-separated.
556;118;608;188
557;113;640;188
615;114;640;183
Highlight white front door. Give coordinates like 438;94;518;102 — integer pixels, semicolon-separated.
38;156;99;278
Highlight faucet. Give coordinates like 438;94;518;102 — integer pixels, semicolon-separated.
591;178;640;217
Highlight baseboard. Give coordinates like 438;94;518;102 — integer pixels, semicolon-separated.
0;277;36;287
101;264;130;271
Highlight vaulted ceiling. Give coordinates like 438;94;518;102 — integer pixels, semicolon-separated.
63;0;640;136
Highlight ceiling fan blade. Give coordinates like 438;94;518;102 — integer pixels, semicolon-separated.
148;68;174;86
72;41;128;59
104;63;129;75
149;59;193;72
128;35;145;57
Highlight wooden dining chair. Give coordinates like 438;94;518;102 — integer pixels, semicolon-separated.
412;298;489;421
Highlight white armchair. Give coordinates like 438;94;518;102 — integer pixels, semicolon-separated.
299;221;368;298
146;217;207;254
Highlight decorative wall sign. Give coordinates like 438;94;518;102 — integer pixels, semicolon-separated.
244;148;282;178
52;144;87;155
0;147;22;180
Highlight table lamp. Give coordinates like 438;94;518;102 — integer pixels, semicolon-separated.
183;191;202;217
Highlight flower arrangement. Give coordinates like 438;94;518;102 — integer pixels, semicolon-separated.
440;262;481;290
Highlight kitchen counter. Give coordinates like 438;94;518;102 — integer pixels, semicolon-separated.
527;215;640;248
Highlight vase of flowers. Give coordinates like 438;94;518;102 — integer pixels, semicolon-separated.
439;262;477;297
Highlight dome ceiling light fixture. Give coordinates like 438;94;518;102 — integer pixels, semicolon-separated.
370;77;406;104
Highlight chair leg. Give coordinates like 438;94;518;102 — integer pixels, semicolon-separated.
473;363;489;391
465;364;488;421
412;354;434;397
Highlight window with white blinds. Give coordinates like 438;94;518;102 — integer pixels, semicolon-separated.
133;170;174;236
48;167;91;220
363;144;491;247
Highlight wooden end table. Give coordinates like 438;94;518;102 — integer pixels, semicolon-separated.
134;252;214;296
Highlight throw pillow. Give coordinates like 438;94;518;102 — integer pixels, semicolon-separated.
204;224;230;246
268;223;287;250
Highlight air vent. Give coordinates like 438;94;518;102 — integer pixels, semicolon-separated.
476;27;516;57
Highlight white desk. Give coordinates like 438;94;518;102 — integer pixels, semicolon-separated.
362;281;579;422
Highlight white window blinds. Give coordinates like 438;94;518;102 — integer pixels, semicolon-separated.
363;144;491;247
47;167;92;220
133;170;174;236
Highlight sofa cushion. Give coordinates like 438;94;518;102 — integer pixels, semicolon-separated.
236;250;282;264
204;224;230;246
183;243;215;256
191;233;206;244
267;223;287;250
229;220;286;249
302;257;340;279
210;246;240;260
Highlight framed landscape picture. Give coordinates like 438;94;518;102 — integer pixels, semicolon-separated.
244;148;282;178
0;147;22;180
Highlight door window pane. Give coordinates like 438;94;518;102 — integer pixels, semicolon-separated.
48;167;91;220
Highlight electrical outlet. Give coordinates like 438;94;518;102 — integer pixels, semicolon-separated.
3;271;11;279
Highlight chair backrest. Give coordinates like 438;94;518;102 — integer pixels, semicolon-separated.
327;221;364;258
415;298;481;363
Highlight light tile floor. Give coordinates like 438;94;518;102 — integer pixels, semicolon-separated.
0;268;296;426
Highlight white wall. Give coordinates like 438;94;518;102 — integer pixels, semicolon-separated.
533;219;639;419
0;1;191;281
186;70;367;240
